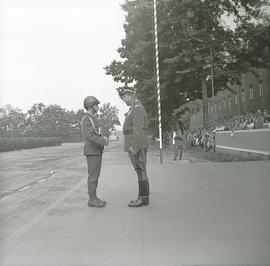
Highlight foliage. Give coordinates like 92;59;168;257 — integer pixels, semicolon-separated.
0;103;120;141
105;0;270;131
99;103;121;138
0;136;62;152
187;148;270;162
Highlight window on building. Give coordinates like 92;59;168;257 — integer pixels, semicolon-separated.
214;104;217;112
219;102;222;111
241;90;245;102
235;94;238;104
259;80;263;96
228;96;231;107
249;86;254;100
223;98;226;109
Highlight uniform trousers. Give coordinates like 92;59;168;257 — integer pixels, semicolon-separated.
86;155;102;197
173;142;184;160
129;148;149;196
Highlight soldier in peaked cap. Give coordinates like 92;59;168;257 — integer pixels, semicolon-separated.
117;86;150;207
82;96;108;208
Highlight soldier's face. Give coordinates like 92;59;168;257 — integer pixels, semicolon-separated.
122;94;133;106
91;104;99;113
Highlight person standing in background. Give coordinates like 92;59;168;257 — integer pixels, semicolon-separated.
173;128;184;160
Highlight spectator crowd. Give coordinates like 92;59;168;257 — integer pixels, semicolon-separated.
214;108;270;132
164;108;270;153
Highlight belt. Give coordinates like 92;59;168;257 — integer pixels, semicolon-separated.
123;129;133;135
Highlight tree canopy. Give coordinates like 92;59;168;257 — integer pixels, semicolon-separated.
105;0;270;131
99;103;121;138
0;103;120;141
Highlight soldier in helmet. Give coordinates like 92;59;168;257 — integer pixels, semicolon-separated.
117;87;150;207
82;96;108;208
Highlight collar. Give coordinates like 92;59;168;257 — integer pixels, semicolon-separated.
87;110;98;118
124;99;141;116
132;99;140;108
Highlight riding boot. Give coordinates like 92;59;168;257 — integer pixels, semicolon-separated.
139;180;149;205
129;181;149;207
129;171;142;204
128;196;144;207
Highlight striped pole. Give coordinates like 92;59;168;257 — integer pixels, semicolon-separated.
210;48;215;97
153;0;163;164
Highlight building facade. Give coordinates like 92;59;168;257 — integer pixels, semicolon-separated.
190;68;270;129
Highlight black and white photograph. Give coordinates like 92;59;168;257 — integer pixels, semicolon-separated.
0;0;270;265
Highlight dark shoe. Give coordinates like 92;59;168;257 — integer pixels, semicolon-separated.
128;197;144;207
142;196;149;206
129;196;139;204
129;196;149;206
96;197;106;205
128;196;149;207
88;197;105;208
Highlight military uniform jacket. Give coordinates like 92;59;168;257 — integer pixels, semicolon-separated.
174;132;184;143
81;112;106;155
123;100;149;153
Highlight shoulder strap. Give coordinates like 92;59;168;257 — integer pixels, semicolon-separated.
87;116;100;135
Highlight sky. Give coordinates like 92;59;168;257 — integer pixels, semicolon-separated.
0;0;129;124
1;1;269;125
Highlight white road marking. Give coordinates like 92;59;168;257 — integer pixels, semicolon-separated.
0;196;9;202
1;179;85;248
49;173;57;179
19;186;31;192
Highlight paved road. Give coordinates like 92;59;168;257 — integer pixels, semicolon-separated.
0;142;269;266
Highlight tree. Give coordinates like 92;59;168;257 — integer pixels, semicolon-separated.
0;105;26;136
98;103;120;138
26;103;46;136
105;0;270;130
26;103;83;139
104;1;158;131
0;103;85;140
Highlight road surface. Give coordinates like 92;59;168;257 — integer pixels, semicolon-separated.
0;141;269;265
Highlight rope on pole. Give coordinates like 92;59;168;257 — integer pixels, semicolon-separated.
153;0;163;164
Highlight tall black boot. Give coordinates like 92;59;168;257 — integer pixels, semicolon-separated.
129;168;150;207
139;180;149;205
129;171;142;204
128;180;149;207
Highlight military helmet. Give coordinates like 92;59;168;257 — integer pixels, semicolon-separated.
83;96;100;109
117;86;136;99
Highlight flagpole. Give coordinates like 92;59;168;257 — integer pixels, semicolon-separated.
153;0;163;164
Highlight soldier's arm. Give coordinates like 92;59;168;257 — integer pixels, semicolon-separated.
83;118;107;146
131;106;145;153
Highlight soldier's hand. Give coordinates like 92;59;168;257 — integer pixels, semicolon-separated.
129;147;137;155
104;137;109;146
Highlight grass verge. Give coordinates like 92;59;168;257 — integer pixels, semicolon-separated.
186;148;270;162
